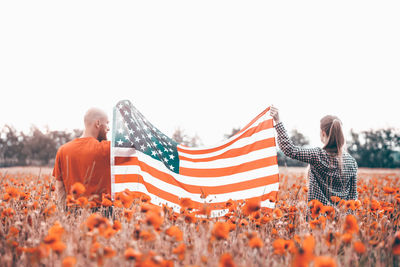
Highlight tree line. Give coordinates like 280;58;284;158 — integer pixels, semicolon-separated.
0;124;399;168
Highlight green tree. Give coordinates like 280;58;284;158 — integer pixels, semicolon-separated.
348;128;400;168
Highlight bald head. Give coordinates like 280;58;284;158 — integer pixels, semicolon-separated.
83;108;109;141
84;108;108;127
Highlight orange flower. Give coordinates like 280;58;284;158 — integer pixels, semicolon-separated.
310;219;321;230
145;210;164;230
212;221;230;240
370;200;381;211
124;247;142;260
343;214;359;234
383;187;396;195
293;235;315;267
86;214;110;231
3;193;10;202
321;206;335;219
116;189;134;208
76;197;89;208
243;198;261;215
101;197;113;207
196;203;211;216
102;227;116;238
341;233;352;244
345;200;356;211
71;182;86;197
308;200;324;219
219;253;236;267
2;208;15;218
51;241;66;254
6;187;20;198
62;256;77;267
225;199;237;212
392;232;400;255
44;205;57;216
124;209;135;221
239;219;249;227
139;230;156;241
249;236;263;248
354;241;366;254
272;239;293;255
314;256;337;267
104;247;116;258
49;221;65;237
113;220;122;231
273;208;283;219
179;198;194;210
184;211;197;224
330;196;341;203
172;243;186;261
166;226;183;241
8;226;20;237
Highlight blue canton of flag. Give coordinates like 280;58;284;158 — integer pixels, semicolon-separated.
113;100;180;173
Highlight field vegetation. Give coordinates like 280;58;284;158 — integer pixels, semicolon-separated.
0;167;400;267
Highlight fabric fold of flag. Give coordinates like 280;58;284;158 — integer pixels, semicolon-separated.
111;100;279;217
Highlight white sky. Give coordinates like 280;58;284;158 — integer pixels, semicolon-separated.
0;1;399;147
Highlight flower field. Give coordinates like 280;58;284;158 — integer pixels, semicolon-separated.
1;167;400;267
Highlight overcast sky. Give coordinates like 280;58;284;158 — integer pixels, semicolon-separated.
0;1;399;147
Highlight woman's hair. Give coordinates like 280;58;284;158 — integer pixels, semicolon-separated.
320;115;345;168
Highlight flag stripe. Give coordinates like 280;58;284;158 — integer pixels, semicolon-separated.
179;140;276;167
177;119;273;155
233;107;271;137
114;173;279;195
179;157;277;177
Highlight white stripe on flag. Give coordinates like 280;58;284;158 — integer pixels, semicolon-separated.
179;147;277;169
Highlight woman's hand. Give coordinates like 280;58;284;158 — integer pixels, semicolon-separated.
270;105;280;123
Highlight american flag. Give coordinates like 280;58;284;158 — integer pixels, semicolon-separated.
111;100;279;217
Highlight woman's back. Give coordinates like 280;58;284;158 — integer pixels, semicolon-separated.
274;122;358;205
307;149;358;205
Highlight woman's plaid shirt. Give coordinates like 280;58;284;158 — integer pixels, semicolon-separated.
275;122;358;205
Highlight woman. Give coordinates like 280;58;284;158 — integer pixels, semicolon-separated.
270;106;358;206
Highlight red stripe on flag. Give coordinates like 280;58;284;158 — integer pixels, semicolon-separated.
179;157;277;177
179;138;276;162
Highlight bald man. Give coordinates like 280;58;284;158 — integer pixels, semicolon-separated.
53;108;111;208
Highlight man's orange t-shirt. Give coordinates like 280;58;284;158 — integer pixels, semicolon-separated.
52;137;111;204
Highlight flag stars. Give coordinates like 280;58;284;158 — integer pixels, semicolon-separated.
117;139;123;146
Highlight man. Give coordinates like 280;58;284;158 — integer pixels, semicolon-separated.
53;107;111;209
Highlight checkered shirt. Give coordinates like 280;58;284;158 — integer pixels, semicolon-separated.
275;122;358;205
